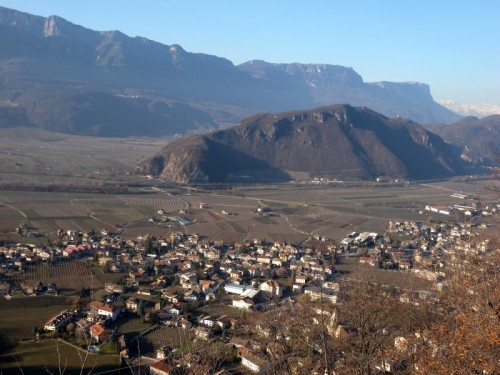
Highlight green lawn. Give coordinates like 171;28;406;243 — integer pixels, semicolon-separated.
110;314;153;340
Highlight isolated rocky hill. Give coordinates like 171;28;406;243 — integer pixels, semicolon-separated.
140;105;464;183
424;115;500;164
0;6;459;136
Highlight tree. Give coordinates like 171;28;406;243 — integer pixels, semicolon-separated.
337;282;404;375
66;323;75;335
410;246;500;374
79;287;91;298
144;237;155;255
241;299;339;375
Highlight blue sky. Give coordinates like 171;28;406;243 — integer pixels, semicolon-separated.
2;0;499;105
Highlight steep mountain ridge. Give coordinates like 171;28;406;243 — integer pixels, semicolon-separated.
0;6;459;136
424;115;500;164
140;105;463;183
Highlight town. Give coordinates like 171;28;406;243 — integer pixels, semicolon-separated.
0;195;496;374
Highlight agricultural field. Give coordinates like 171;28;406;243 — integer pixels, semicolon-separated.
110;315;153;341
91;267;127;285
0;296;77;342
0;127;164;180
0;339;120;375
135;326;194;358
196;303;251;320
0;177;496;245
0;191;155;236
117;193;188;213
11;261;102;296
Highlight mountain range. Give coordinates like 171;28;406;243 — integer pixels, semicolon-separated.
424;115;500;164
0;6;460;137
139;104;464;183
437;100;500;118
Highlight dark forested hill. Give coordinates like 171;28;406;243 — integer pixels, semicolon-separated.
140;105;464;183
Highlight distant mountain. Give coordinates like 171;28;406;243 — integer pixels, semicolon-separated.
239;61;459;123
140;105;463;183
437;100;500;118
0;6;460;136
424;115;500;164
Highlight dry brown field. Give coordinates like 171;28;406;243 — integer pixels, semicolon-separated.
0;177;496;244
0;127;164;179
12;261;103;295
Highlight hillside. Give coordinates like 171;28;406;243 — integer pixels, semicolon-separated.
140;105;464;183
0;6;459;137
424;115;500;164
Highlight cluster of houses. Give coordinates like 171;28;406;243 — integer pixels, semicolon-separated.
423;193;499;218
44;310;77;332
348;219;494;284
0;201;497;373
332;210;495;282
1;228;344;372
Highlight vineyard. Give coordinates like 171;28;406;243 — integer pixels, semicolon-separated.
0;297;76;342
117;194;187;212
17;261;103;295
0;339;119;374
136;326;194;358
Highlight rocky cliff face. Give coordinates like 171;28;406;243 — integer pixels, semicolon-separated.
238;61;459;123
140;105;464;183
0;6;460;137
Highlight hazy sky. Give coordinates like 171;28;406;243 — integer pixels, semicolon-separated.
2;0;499;105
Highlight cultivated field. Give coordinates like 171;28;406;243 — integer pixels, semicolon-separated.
0;127;165;181
0;339;120;375
91;266;127;285
117;194;188;213
11;261;103;296
0;177;496;244
0;191;154;236
135;326;194;358
110;315;153;341
0;296;77;342
196;303;251;319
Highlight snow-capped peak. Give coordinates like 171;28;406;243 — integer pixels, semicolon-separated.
437;99;500;118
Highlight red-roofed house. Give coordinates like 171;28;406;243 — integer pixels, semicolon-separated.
90;323;111;343
89;300;105;317
198;279;219;294
150;361;174;375
63;244;91;257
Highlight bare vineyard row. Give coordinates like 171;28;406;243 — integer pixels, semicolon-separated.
18;262;103;295
117;195;186;210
